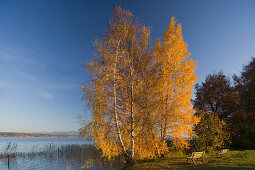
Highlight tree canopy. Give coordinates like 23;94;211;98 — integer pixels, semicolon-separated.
194;111;230;152
232;57;255;148
193;72;239;123
194;58;255;149
81;6;198;162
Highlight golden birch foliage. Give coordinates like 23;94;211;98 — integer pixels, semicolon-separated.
154;17;199;148
81;7;199;161
81;6;169;161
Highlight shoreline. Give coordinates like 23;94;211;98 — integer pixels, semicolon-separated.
0;136;79;138
0;132;79;138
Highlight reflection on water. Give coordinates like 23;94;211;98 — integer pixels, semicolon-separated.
0;137;93;153
0;137;123;170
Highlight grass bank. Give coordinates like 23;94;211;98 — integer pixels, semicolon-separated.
122;150;255;169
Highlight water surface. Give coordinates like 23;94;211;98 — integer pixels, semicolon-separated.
0;137;123;170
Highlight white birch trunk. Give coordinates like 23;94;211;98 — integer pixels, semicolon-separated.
113;42;129;161
130;70;134;162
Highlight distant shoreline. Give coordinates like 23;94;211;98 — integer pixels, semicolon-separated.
0;132;80;138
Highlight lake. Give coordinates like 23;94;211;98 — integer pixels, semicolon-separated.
0;137;123;170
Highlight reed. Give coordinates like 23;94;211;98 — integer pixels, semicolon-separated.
0;143;124;169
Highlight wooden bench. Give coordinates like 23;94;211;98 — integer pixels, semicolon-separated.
218;149;229;157
187;151;205;163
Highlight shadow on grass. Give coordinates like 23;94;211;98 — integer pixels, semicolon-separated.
123;150;255;170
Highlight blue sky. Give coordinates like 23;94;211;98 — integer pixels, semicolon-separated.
0;0;255;133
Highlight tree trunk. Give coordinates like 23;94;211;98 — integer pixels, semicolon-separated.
130;68;135;163
162;96;168;142
151;129;161;157
113;43;129;161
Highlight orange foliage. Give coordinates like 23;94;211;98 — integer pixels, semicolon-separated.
81;8;199;162
154;17;199;148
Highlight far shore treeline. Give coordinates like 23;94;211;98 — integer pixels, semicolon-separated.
0;132;79;138
80;6;255;163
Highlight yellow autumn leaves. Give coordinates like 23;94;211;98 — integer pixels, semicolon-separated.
81;6;199;162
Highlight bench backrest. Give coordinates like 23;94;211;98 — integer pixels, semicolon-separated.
221;149;229;154
192;152;204;158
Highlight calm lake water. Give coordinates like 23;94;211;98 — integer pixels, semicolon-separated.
0;137;123;170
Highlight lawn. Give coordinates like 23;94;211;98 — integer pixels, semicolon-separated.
122;150;255;169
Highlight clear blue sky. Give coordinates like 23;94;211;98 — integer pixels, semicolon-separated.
0;0;254;133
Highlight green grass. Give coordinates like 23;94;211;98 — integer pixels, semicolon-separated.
122;150;255;169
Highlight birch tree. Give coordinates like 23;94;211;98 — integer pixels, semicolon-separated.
81;8;199;162
81;6;161;162
154;17;199;148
